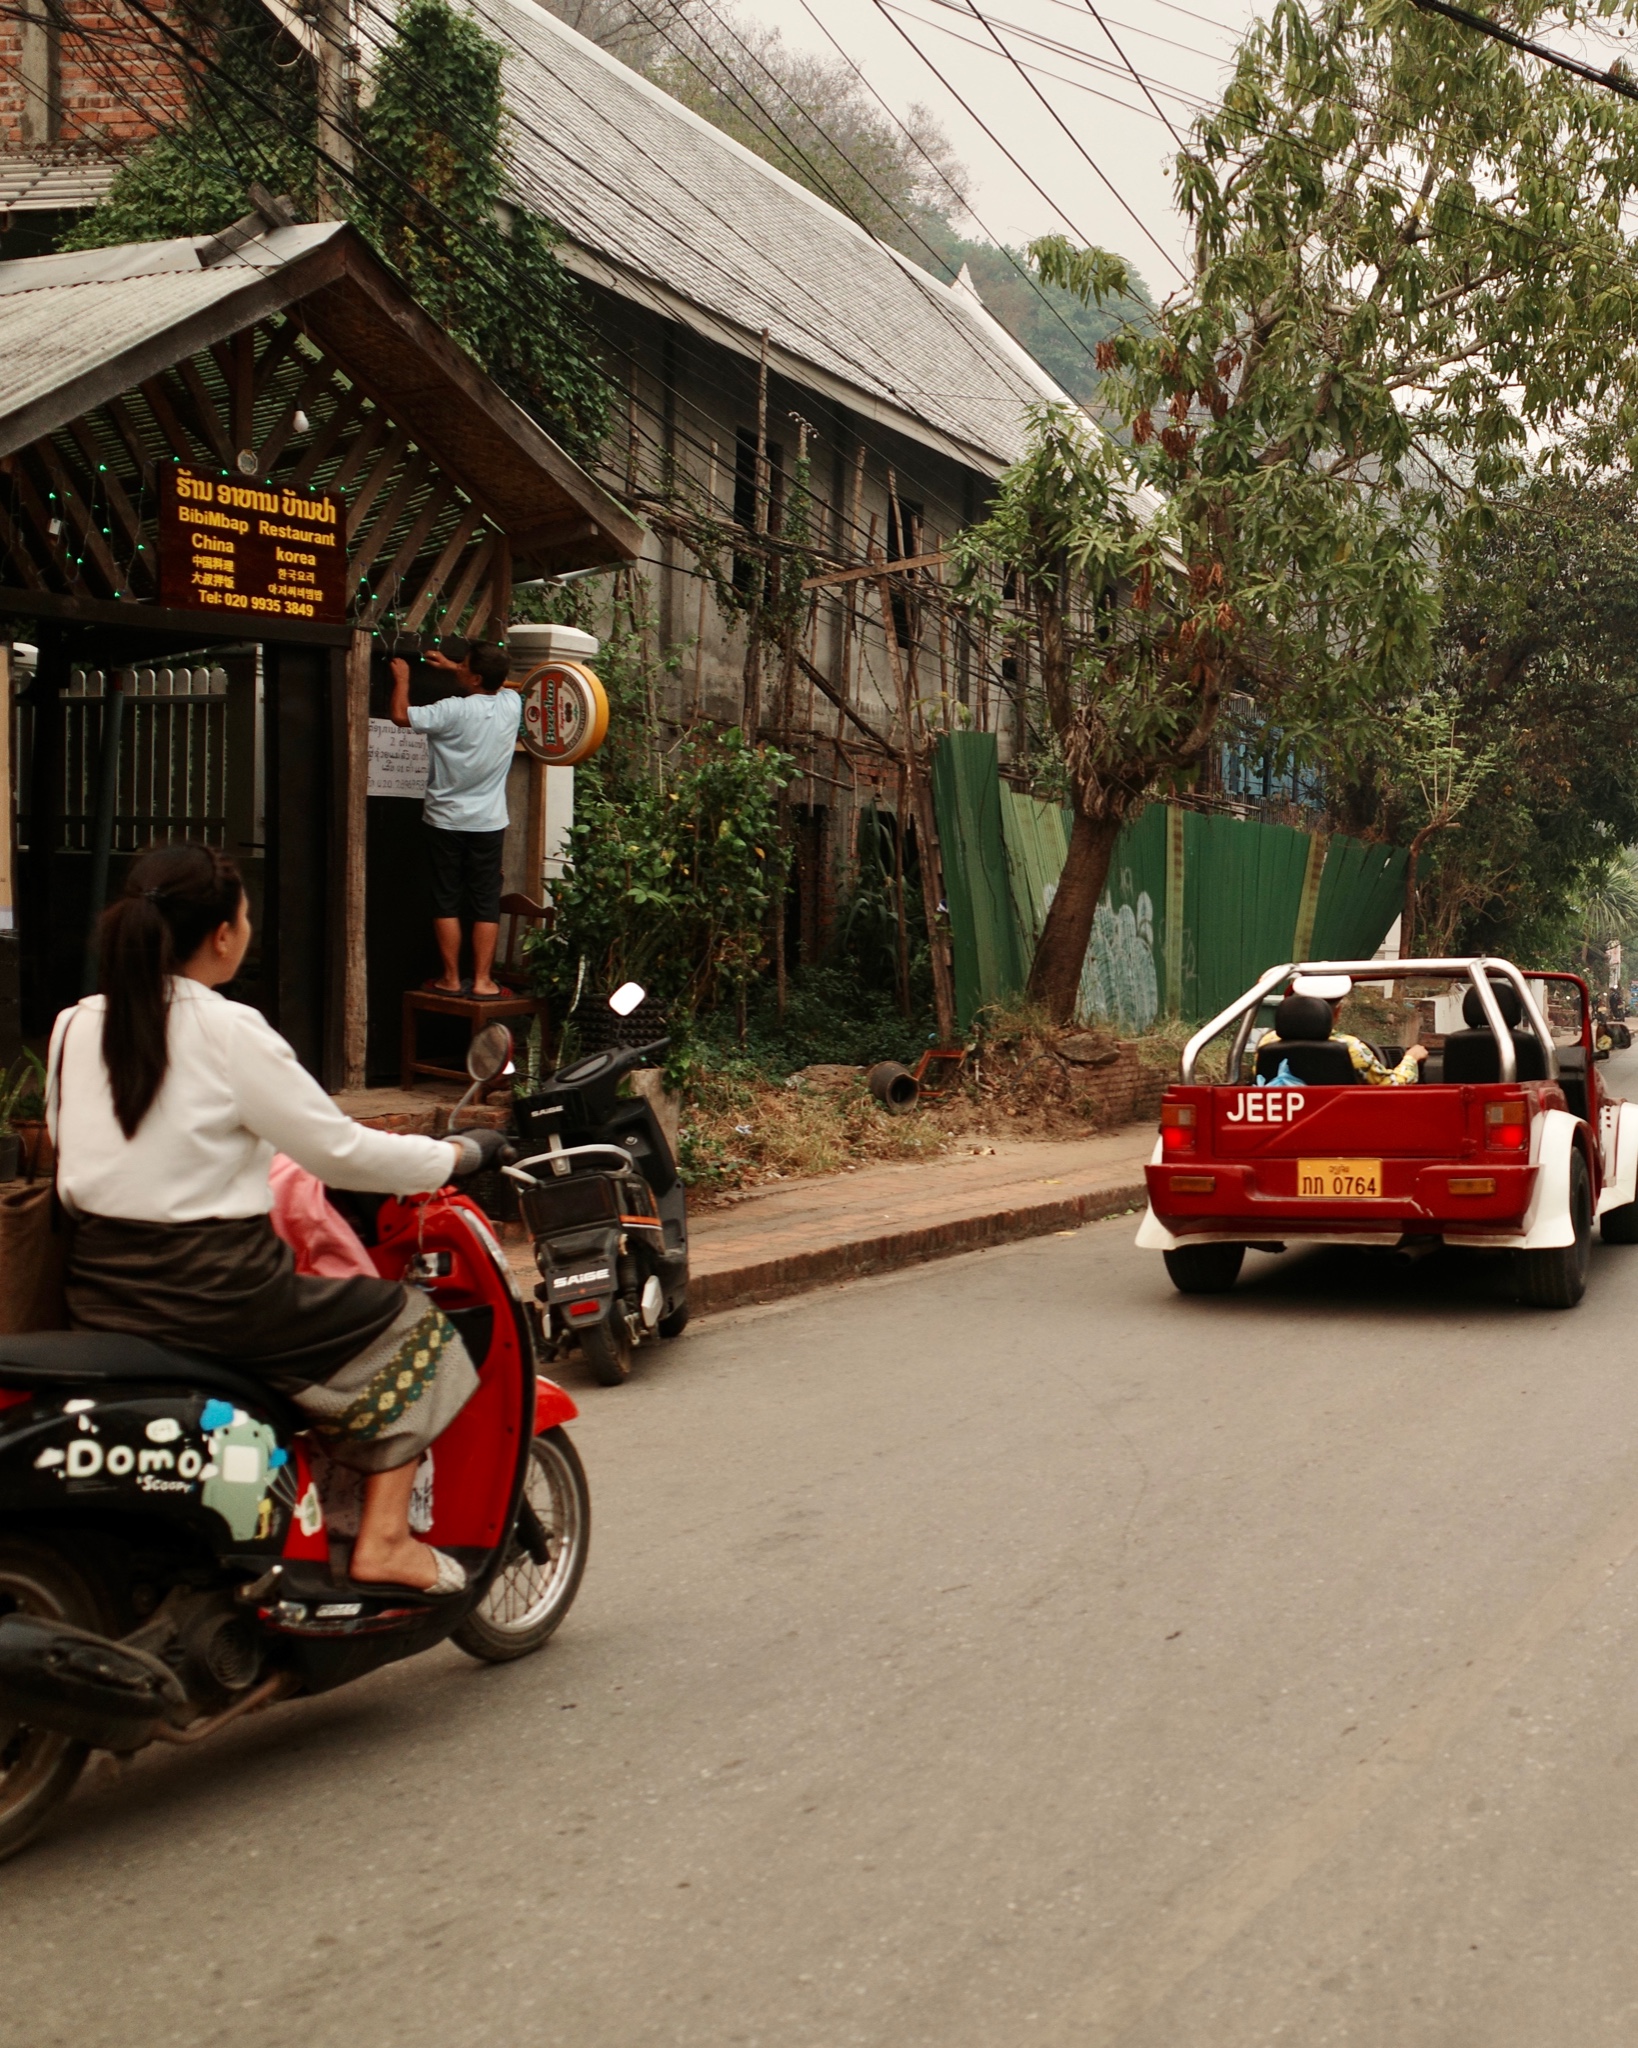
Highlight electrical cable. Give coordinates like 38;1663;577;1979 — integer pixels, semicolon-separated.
1080;1;1185;145
863;0;1161;313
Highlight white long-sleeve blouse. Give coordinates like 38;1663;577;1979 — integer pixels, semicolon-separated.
48;979;457;1223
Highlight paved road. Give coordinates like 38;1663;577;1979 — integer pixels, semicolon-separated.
12;1064;1638;2048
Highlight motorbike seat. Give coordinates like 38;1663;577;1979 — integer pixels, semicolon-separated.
0;1332;303;1434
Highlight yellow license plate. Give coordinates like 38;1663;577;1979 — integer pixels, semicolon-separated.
1298;1158;1383;1199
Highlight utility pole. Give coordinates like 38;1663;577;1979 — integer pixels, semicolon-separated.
313;0;354;221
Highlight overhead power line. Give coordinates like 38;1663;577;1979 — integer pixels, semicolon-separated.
1409;0;1638;102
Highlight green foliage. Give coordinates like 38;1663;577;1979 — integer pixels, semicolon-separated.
959;0;1638;1015
1348;473;1638;958
0;1051;46;1133
351;0;607;454
525;728;792;1018
683;963;932;1082
60;0;319;245
61;0;607;455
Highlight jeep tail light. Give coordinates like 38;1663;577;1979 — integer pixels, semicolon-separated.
1485;1101;1528;1151
1161;1102;1196;1154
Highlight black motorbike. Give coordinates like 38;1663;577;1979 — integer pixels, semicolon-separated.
507;986;689;1385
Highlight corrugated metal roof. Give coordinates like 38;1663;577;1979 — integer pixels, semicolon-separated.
0;224;343;432
0;151;122;213
445;0;1068;475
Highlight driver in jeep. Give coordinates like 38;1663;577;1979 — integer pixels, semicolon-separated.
1256;975;1427;1086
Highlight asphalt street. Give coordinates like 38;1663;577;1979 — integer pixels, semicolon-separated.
12;1055;1638;2047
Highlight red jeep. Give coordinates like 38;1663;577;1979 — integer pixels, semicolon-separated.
1138;957;1638;1308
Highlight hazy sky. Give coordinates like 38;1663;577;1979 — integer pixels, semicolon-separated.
747;0;1267;290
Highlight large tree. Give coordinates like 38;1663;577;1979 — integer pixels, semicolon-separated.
960;0;1638;1022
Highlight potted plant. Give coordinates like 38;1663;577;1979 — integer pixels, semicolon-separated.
0;1052;47;1182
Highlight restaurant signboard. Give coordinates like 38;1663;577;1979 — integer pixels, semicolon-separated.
159;465;347;623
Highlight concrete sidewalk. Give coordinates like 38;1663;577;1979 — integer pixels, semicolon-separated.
506;1126;1155;1314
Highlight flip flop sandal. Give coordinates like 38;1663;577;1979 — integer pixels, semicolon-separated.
468;988;512;1001
346;1546;468;1602
420;979;466;996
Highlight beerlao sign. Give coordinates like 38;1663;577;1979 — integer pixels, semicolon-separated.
519;659;609;766
158;465;346;623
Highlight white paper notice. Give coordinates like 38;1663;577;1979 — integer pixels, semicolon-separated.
368;718;429;798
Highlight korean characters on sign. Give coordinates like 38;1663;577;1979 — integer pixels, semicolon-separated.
519;660;610;766
159;465;346;623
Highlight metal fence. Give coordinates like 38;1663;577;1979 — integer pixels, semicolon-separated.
18;664;233;855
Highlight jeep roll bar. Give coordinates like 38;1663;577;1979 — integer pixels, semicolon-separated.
1179;958;1561;1088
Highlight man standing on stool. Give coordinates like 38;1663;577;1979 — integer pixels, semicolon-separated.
389;640;521;999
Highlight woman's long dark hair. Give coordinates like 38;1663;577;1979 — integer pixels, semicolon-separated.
98;844;245;1138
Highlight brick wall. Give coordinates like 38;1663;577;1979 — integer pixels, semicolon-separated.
1074;1045;1170;1130
1;0;189;152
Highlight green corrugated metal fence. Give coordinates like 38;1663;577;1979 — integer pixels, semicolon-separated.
931;732;1410;1030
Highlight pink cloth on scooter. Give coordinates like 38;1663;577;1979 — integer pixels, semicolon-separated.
267;1153;379;1279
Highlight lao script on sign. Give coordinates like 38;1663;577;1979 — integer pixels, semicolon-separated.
368;719;429;798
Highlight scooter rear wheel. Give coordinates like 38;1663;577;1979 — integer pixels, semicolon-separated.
453;1429;590;1663
579;1316;633;1386
0;1540;106;1864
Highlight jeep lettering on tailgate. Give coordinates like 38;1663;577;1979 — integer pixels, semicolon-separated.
1224;1091;1306;1124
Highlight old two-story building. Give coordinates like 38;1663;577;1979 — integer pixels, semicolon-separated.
2;0;1090;975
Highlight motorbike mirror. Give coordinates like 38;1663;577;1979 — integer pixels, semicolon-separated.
467;1021;514;1084
609;982;647;1017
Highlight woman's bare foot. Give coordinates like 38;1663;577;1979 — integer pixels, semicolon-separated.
349;1530;443;1590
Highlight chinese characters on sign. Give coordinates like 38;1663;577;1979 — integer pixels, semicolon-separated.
159;465;346;622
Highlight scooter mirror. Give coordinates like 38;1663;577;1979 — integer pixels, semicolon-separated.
467;1021;514;1083
609;982;647;1017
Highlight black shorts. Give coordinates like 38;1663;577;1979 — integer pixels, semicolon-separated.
424;824;506;923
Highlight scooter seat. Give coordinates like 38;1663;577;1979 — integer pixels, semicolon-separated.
0;1332;302;1432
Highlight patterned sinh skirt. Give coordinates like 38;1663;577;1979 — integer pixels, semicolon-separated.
67;1212;478;1473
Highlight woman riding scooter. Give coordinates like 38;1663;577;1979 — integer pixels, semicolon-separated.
47;844;505;1596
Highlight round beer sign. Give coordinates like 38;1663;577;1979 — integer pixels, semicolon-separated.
519;660;609;766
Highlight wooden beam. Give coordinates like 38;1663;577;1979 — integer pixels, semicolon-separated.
347;446;430;597
0;585;353;646
63;418;157;597
342;421;413;545
171;359;235;469
138;375;202;469
795;649;900;757
433;536;494;639
360;478;457;627
249;317;305;415
33;438;126;598
8;453;76;594
254;354;343;479
400;505;482;631
0;500;45;591
801;549;949;592
103;394;158;494
336;629;370;1089
467;537;512;641
287;381;367;492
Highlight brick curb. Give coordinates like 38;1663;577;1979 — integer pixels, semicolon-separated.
689;1178;1149;1316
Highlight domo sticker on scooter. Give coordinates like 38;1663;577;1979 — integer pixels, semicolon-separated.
198;1400;287;1541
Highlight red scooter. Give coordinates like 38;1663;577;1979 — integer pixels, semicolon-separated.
0;1028;588;1862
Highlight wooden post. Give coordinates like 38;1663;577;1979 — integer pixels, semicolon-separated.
875;559;956;1043
332;630;370;1089
742;329;770;734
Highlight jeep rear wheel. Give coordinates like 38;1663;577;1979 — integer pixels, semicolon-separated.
1518;1150;1592;1308
1163;1243;1246;1295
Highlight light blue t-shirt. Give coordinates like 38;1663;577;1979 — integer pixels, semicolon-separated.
407;688;522;833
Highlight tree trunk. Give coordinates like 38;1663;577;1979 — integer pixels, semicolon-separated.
1026;806;1124;1025
1402;823;1438;960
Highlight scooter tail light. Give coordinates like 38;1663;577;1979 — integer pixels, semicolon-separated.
1485;1100;1529;1151
1160;1102;1196;1154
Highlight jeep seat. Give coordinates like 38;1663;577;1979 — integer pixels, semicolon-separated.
1441;983;1548;1085
1253;990;1361;1085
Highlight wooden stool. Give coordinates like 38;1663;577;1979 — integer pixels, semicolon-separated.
400;987;540;1089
